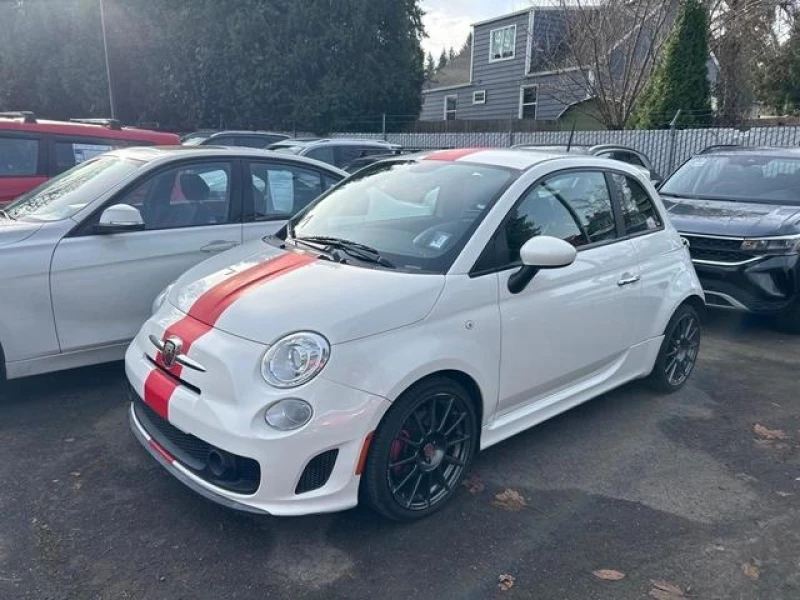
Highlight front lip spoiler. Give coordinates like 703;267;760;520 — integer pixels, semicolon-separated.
128;404;269;515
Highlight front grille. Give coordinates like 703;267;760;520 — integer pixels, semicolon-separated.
683;234;755;264
134;396;260;495
295;449;339;494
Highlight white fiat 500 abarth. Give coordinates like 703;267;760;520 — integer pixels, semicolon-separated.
127;148;704;520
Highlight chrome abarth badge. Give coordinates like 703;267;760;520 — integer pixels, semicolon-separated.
161;337;183;368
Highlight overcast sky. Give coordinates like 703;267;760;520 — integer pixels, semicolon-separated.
420;0;528;58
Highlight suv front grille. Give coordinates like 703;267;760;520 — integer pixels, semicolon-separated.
133;395;260;495
682;234;756;264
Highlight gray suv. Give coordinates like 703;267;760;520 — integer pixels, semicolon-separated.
269;138;401;169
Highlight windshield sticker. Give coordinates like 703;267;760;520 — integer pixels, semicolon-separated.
429;232;451;250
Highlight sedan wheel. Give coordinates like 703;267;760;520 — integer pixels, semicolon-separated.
363;377;477;520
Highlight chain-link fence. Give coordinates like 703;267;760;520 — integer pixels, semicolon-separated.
326;125;800;178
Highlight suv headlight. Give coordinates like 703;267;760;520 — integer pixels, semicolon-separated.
151;283;176;315
740;234;800;256
261;332;330;388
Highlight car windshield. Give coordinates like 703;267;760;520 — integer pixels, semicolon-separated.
5;155;143;221
284;160;516;273
661;154;800;205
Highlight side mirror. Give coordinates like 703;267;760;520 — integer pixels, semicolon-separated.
96;204;145;234
509;236;577;294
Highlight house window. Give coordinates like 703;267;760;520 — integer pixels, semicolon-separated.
444;95;457;120
473;90;487;105
490;25;516;62
519;85;538;119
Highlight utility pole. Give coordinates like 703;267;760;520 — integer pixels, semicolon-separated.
99;0;116;119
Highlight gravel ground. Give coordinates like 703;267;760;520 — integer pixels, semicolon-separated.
0;311;798;599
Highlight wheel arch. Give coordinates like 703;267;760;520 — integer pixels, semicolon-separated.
680;294;706;322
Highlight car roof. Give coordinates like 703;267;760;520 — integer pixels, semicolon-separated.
388;147;603;171
698;145;800;158
208;130;288;138
107;145;348;175
0;116;179;144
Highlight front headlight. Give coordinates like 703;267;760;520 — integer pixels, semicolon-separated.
151;283;175;315
740;234;800;256
261;332;330;388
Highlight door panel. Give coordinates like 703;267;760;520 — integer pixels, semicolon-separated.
496;240;641;415
50;160;242;352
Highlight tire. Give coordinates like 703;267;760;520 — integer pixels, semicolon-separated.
648;304;701;394
776;302;800;334
362;376;478;521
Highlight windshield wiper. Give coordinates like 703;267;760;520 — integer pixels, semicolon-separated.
293;236;395;269
0;209;15;221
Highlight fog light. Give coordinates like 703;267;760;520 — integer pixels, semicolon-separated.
265;399;313;431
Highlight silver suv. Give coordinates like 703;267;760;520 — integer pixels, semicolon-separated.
270;138;401;169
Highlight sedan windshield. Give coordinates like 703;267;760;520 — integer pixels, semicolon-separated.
661;155;800;205
286;160;516;273
5;156;143;221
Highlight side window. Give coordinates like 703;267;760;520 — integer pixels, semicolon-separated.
209;135;236;146
112;161;232;231
0;136;39;176
236;136;270;149
335;146;364;168
476;171;616;272
304;146;336;166
54;140;116;174
611;174;663;235
542;171;617;244
248;162;323;220
322;173;342;191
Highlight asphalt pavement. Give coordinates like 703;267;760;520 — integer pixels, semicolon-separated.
1;312;798;599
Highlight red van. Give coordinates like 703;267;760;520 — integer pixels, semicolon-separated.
0;112;180;204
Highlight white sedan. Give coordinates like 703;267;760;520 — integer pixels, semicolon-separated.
127;148;704;520
0;147;345;380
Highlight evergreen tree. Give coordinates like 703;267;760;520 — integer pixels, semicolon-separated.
758;19;800;115
448;46;455;60
424;52;436;81
633;0;712;129
437;48;448;70
462;32;473;53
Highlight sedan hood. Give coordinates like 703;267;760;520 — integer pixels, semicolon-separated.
662;196;800;238
0;218;43;247
169;240;445;345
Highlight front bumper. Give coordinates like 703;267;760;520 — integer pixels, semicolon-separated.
125;315;390;516
692;254;800;314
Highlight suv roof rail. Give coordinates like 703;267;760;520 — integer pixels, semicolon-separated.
698;144;745;154
0;111;37;123
69;118;122;130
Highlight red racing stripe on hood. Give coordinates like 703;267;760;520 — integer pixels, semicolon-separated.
143;251;316;419
425;148;485;161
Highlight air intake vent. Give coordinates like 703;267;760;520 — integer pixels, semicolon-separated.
295;449;339;494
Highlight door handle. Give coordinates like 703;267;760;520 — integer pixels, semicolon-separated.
617;274;641;287
201;240;238;253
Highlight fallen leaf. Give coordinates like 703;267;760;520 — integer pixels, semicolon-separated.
462;474;485;494
592;569;626;581
741;562;760;581
650;580;684;596
753;424;788;440
650;590;681;600
498;573;515;591
492;489;526;511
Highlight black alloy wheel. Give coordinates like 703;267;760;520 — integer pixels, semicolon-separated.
649;304;701;393
363;377;477;520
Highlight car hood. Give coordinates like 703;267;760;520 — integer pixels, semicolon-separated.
168;240;445;345
0;218;44;247
662;196;800;237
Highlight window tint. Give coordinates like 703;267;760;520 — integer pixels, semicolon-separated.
114;161;232;231
503;186;587;263
54;140;115;174
611;174;662;235
0;137;38;176
249;162;323;220
304;146;336;165
541;171;616;244
336;146;365;168
209;135;236;146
